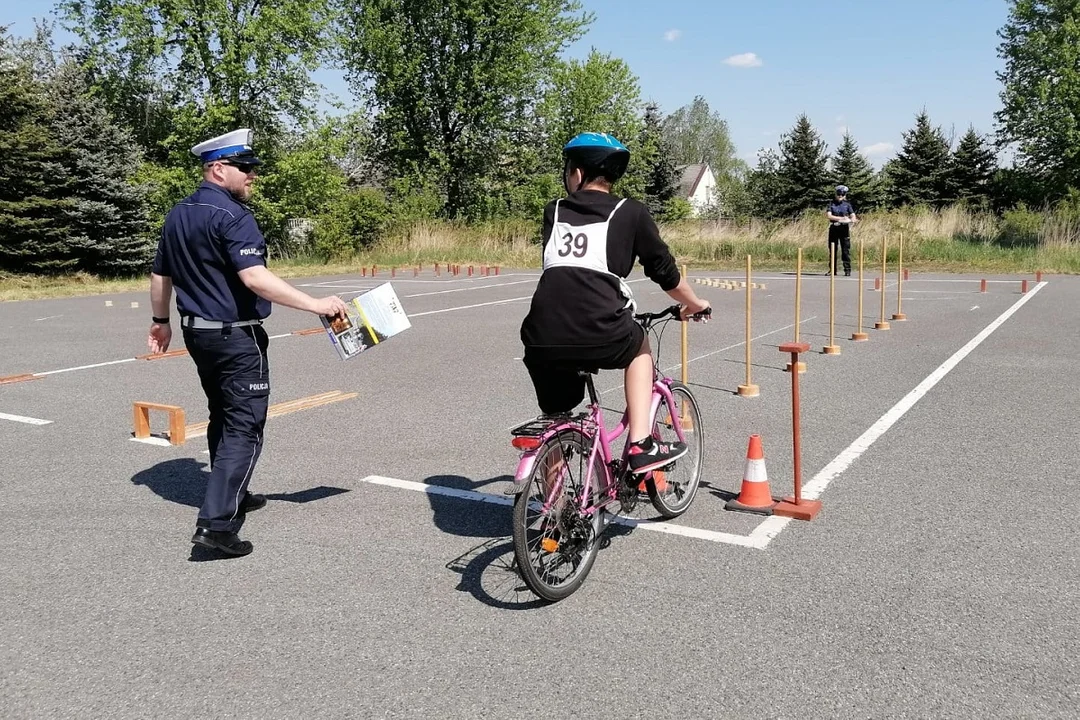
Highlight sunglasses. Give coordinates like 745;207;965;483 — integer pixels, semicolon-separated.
222;161;258;174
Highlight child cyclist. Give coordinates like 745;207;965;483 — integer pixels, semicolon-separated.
519;132;711;482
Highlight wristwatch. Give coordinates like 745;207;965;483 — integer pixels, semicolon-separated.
152;316;170;324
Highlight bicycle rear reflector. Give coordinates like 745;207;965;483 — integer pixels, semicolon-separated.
512;437;543;451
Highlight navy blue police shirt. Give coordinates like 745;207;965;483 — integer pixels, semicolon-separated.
828;200;855;222
152;181;271;322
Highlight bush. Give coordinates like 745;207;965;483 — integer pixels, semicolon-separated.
658;197;692;222
998;205;1042;247
311;187;391;259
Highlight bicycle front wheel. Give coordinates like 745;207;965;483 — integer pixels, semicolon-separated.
511;428;605;603
646;382;704;519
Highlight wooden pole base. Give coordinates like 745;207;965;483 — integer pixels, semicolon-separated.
891;313;907;321
874;321;891;330
823;345;841;355
133;401;186;445
851;332;869;342
784;361;807;374
737;384;759;397
772;496;822;521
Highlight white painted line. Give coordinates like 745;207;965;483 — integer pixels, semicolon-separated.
504;316;820;430
600;316;819;397
970;306;979;311
268;332;293;339
34;358;137;376
748;281;1048;548
405;279;534;298
0;412;53;426
358;475;766;548
411;295;535;317
33;315;63;322
130;436;173;446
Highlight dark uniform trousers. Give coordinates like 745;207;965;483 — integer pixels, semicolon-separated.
828;224;852;275
183;323;270;532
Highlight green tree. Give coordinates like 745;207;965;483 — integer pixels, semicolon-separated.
950;126;998;209
58;0;335;161
995;0;1080;197
830;132;884;211
538;48;645;198
775;114;831;217
745;148;784;218
48;57;154;275
887;110;953;207
339;0;592;219
639;102;680;216
661;95;745;181
0;31;72;274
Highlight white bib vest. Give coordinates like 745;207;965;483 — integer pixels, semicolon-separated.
542;198;637;312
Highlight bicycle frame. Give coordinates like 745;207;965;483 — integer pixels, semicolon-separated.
513;374;686;516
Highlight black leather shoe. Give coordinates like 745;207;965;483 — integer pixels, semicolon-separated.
240;492;266;514
191;528;253;556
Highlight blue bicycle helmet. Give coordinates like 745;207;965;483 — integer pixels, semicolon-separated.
562;132;631;184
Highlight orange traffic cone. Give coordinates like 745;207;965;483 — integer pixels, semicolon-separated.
725;435;777;515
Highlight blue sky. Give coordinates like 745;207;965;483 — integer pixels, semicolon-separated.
4;0;1012;169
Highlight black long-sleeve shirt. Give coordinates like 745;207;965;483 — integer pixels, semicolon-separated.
520;189;681;352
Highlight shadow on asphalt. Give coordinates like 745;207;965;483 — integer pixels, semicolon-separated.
426;473;637;609
131;458;350;562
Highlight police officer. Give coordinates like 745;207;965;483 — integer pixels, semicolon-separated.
147;129;348;557
825;184;858;276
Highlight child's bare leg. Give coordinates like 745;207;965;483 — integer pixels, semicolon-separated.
625;335;653;443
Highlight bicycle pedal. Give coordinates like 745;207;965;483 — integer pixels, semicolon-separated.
503;481;528;496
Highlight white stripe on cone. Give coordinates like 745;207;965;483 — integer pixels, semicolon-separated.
744;458;767;483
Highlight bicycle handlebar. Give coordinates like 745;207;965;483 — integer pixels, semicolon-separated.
634;304;712;325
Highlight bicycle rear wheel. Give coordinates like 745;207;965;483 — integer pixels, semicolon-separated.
512;428;605;602
646;382;704;519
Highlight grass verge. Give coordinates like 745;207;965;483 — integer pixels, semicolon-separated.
3;208;1078;301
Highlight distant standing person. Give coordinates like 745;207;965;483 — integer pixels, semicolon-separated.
826;184;858;276
147;128;348;557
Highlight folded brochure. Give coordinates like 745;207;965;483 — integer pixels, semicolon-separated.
320;282;411;360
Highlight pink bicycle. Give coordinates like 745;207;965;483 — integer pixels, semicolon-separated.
508;305;709;602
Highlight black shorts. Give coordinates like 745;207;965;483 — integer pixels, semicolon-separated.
523;324;646;414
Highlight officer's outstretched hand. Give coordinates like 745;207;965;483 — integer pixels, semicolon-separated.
148;323;172;354
314;295;349;320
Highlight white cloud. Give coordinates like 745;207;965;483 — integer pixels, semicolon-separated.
664;29;681;42
862;142;895;157
723;52;763;68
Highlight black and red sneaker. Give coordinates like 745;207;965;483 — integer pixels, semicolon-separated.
626;437;688;476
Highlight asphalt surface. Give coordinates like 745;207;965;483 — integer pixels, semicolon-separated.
1;266;1077;719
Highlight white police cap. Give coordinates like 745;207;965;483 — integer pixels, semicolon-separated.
190;128;262;165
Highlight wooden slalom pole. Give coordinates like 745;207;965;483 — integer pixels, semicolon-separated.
737;254;759;397
892;232;907;321
680;264;693;429
681;264;689;386
875;233;890;330
823;244;840;355
787;248;806;373
852;237;869;341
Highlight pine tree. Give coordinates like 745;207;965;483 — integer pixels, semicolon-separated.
0;35;73;274
775;114;831;218
830;132;883;211
745;148;784;218
887;110;952;208
639;103;679;216
47;58;154;275
949;126;997;209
